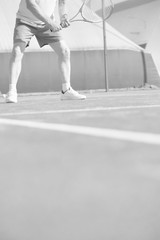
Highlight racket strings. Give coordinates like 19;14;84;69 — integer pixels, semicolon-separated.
67;0;83;21
82;5;101;22
89;0;114;20
104;3;114;19
68;0;114;23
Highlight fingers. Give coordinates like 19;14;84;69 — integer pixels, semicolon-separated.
60;20;70;28
55;25;62;31
60;14;70;28
50;24;62;32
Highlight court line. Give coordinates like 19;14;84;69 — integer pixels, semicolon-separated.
1;104;160;116
0;118;160;145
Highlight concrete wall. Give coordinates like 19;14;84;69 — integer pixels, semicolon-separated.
0;49;159;94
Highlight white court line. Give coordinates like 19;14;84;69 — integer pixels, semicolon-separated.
1;104;160;116
0;118;160;145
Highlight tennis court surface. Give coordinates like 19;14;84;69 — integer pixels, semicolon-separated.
0;89;160;240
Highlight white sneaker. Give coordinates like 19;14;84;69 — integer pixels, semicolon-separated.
5;91;18;103
61;87;86;100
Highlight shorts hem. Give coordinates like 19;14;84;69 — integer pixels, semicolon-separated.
13;39;29;47
39;38;63;48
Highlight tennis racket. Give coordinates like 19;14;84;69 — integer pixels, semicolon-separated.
67;0;114;24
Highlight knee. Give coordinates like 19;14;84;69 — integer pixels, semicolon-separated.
11;44;24;62
60;46;70;60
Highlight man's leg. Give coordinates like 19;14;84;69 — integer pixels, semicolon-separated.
49;40;71;90
49;40;86;100
6;42;26;103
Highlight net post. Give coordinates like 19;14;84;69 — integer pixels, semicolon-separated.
102;0;109;92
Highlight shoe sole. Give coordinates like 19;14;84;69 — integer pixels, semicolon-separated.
61;97;86;100
6;100;18;103
3;94;17;103
61;94;86;100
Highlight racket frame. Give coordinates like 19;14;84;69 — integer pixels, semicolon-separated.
69;0;114;23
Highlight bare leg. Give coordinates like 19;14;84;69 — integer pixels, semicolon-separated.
9;42;26;91
49;40;86;100
49;40;71;91
6;42;26;103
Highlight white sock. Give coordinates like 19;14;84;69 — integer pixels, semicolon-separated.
9;84;17;92
62;83;70;93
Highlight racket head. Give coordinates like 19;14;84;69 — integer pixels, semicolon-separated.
68;0;114;23
87;0;114;21
103;0;114;20
81;0;103;23
67;0;89;22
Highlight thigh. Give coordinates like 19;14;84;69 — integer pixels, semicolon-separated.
49;40;70;56
11;42;26;60
36;27;63;48
13;19;35;47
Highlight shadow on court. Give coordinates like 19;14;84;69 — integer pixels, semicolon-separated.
0;89;160;240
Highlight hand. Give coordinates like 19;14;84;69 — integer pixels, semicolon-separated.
48;19;62;32
60;14;70;28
